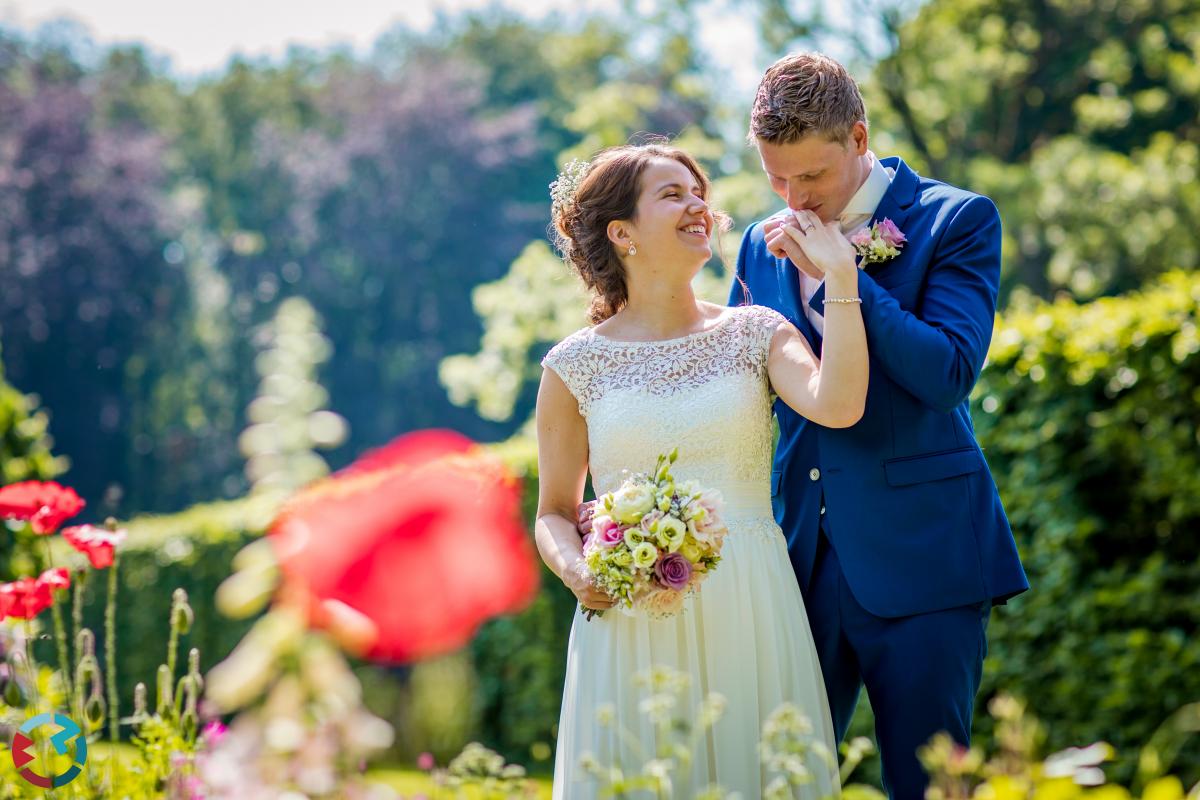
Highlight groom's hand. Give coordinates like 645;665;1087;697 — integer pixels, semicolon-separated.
764;211;824;281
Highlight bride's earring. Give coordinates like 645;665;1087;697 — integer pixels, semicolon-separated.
627;243;637;256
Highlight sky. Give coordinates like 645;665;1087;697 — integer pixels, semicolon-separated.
0;0;769;97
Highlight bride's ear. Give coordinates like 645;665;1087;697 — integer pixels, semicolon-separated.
607;220;633;251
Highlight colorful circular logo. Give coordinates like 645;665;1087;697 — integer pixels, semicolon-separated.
11;712;88;788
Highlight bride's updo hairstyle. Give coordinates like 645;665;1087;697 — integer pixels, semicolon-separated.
550;142;726;324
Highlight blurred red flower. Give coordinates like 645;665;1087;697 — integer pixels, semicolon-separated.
270;429;539;664
0;481;85;534
62;524;127;569
39;567;70;591
0;568;68;620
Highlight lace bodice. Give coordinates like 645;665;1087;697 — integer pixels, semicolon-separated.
541;304;788;523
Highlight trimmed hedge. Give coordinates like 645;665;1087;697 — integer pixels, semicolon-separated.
974;270;1200;783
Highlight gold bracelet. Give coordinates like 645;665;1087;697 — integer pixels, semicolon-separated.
822;297;862;304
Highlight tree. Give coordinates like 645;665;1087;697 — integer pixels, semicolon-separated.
0;34;186;516
438;9;739;429
751;0;1200;299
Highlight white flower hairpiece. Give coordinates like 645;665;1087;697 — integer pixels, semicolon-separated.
549;158;591;216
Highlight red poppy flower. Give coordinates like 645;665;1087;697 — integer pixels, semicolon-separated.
62;524;127;569
270;429;539;664
1;575;53;620
38;567;70;592
0;481;85;534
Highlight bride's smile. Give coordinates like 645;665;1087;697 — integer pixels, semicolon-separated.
610;158;716;271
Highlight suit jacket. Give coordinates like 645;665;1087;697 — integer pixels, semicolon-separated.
729;156;1029;618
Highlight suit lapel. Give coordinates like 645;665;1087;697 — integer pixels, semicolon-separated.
808;156;920;315
776;256;822;352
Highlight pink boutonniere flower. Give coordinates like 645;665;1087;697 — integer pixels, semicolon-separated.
850;218;907;265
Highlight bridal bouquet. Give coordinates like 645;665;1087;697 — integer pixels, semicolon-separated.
582;449;728;619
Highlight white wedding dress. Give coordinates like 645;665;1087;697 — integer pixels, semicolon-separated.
542;304;839;799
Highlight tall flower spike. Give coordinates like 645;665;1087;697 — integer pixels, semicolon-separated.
171;588;194;634
76;628;95;657
178;675;199;740
129;681;149;726
157;664;174;717
188;647;204;693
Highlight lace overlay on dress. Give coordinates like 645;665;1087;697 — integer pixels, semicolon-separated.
542;304;789;533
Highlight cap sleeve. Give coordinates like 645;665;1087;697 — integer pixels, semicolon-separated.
732;305;792;402
540;330;594;416
740;305;790;359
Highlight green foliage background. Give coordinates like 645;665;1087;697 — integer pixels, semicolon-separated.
974;270;1200;784
0;0;1197;786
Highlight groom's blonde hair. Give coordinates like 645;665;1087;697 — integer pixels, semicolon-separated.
749;52;867;145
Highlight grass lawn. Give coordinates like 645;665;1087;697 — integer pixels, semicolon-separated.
368;768;554;798
56;746;554;798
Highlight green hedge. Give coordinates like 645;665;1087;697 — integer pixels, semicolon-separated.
973;269;1200;783
469;437;576;773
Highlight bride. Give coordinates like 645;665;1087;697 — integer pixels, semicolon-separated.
535;141;867;798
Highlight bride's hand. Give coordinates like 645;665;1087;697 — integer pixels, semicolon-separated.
777;209;857;278
562;556;615;611
576;500;596;538
764;213;823;281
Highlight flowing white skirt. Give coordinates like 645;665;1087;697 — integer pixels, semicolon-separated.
552;515;839;799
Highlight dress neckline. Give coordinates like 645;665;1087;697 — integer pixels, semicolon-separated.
588;307;738;347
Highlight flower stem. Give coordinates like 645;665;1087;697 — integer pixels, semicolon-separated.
167;612;180;683
22;622;57;800
21;621;41;709
72;569;86;658
105;554;120;775
43;537;74;702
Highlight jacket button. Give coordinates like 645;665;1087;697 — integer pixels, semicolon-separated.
820;505;826;515
809;468;821;481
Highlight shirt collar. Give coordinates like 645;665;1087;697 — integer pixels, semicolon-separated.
839;151;892;223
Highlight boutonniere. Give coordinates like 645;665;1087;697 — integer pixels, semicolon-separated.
850;218;907;265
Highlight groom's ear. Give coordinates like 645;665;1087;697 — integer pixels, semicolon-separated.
850;121;869;154
607;220;632;249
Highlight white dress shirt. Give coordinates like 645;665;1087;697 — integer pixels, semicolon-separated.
798;151;894;335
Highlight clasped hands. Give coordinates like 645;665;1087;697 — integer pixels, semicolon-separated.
763;208;856;282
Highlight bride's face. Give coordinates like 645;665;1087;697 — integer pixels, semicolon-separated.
612;158;714;273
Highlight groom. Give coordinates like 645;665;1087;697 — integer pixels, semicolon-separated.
729;53;1029;799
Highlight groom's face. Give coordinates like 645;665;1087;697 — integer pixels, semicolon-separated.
757;121;869;224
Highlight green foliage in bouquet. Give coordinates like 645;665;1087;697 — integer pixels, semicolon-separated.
973;270;1200;785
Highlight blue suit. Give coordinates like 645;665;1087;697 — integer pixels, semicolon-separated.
729;156;1028;799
